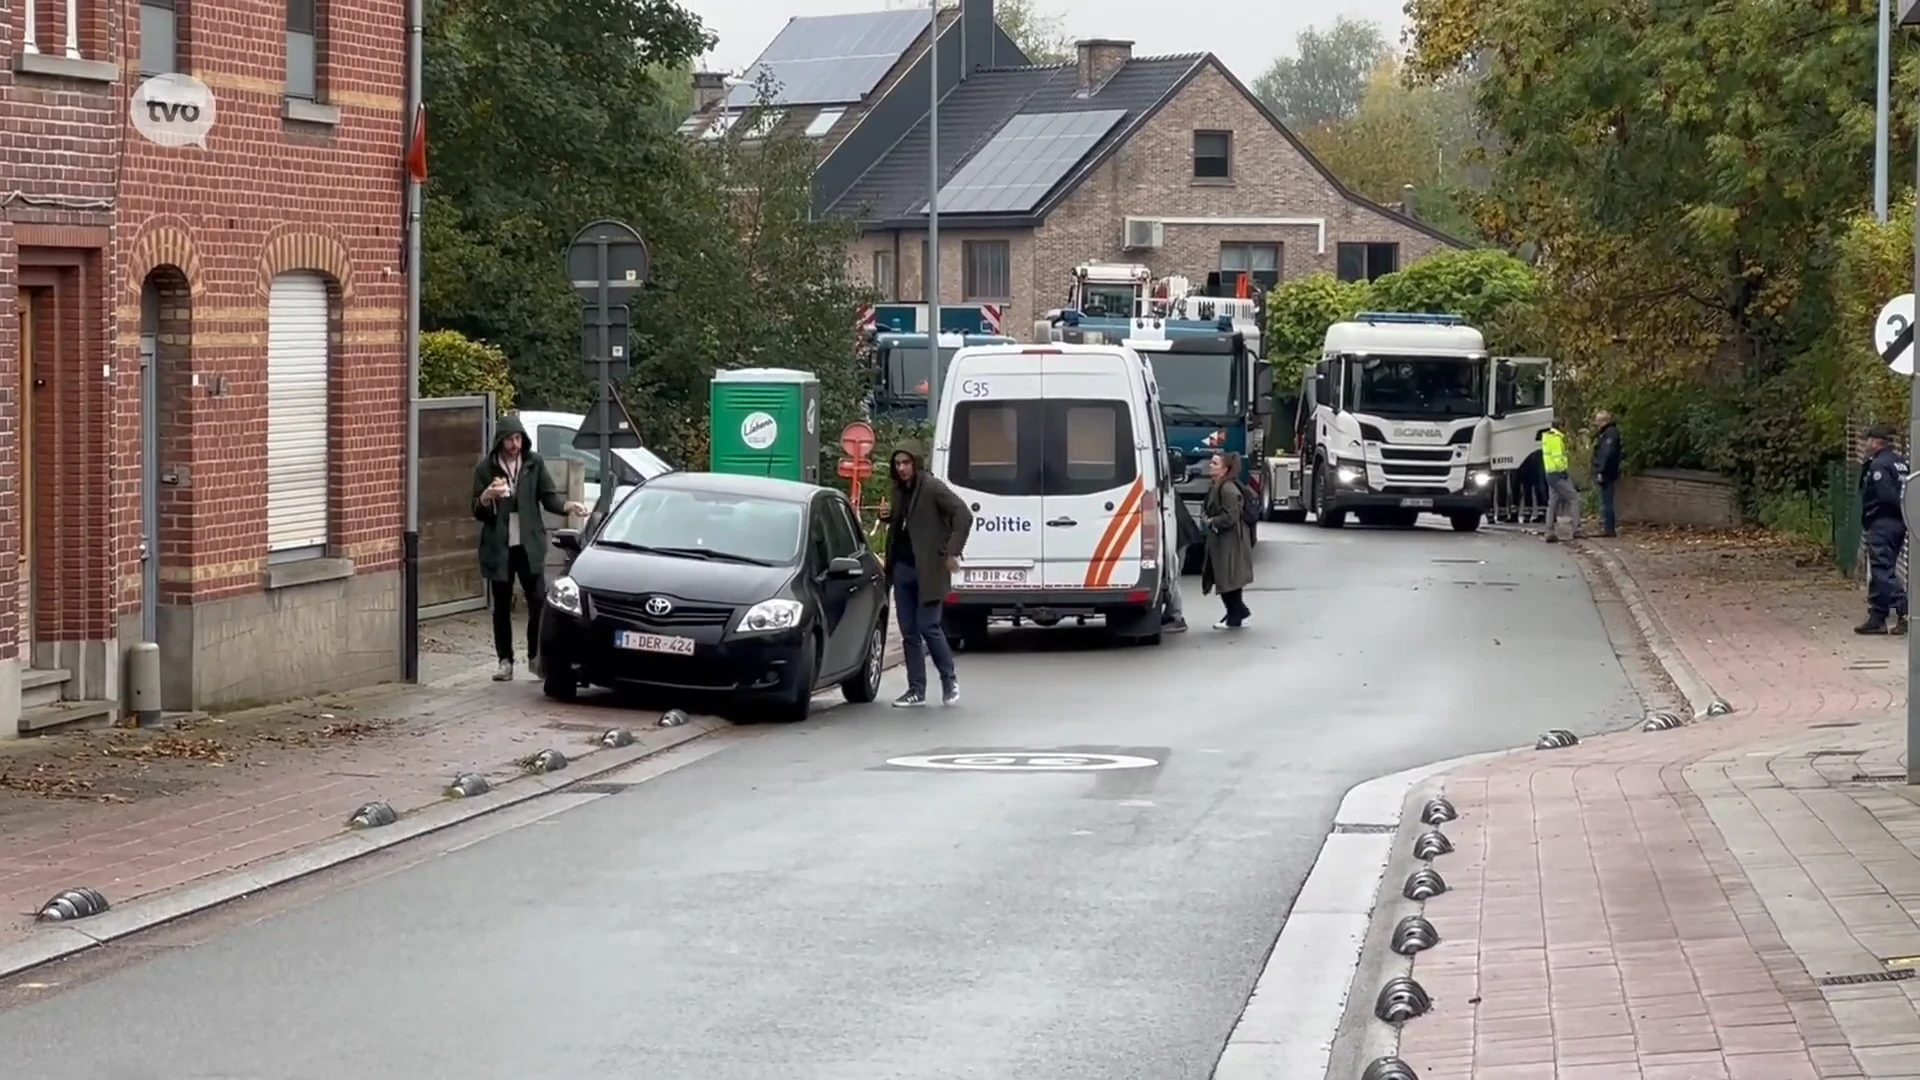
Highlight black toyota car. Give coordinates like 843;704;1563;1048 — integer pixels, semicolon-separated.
539;472;890;722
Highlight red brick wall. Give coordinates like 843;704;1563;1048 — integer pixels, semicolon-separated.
1;0;123;657
117;0;407;611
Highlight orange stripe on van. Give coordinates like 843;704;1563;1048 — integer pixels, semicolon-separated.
1084;479;1146;587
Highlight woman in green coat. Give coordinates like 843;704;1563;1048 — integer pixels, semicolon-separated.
472;414;588;681
1201;451;1255;629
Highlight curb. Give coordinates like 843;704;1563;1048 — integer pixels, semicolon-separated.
1210;750;1510;1080
1578;541;1714;715
0;714;728;981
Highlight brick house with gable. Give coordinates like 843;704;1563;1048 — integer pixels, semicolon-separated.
2;0;407;736
685;0;1461;334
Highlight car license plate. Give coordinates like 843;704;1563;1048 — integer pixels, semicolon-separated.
964;568;1028;586
614;629;695;656
1400;498;1434;509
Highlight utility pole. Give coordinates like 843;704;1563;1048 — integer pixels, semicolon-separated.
1879;0;1892;222
400;0;424;681
925;0;943;423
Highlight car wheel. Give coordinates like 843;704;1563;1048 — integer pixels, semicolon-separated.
1450;511;1483;533
768;635;820;723
1313;465;1345;529
542;654;578;702
1275;509;1308;524
840;614;887;704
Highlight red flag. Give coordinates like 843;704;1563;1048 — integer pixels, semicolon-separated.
1235;272;1250;300
405;104;428;184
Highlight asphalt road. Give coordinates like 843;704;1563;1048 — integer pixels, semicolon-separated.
0;521;1644;1079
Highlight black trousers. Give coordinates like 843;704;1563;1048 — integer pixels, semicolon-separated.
1866;517;1909;619
491;544;546;661
1219;588;1251;626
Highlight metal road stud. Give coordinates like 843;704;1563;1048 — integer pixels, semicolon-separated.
521;748;569;774
1412;830;1453;860
1641;710;1685;732
445;773;491;798
1420;796;1457;825
657;709;690;728
1403;867;1448;901
36;887;110;922
1391;914;1441;955
599;727;635;748
1706;697;1734;717
1535;729;1580;750
1374;976;1432;1023
347;801;398;828
1361;1056;1421;1080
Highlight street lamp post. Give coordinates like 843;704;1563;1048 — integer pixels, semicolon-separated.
1879;0;1892;222
925;0;943;424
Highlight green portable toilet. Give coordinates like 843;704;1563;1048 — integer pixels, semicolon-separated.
709;367;821;483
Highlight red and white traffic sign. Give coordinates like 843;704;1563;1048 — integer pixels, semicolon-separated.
981;303;1003;334
839;421;875;460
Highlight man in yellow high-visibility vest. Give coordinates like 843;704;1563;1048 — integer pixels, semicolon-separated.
1541;416;1583;543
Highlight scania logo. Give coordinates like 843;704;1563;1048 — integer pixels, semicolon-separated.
644;596;672;617
1392;426;1444;440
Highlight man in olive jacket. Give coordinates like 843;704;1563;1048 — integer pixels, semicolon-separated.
473;413;587;682
881;447;973;707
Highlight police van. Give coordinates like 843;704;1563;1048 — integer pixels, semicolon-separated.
930;342;1181;648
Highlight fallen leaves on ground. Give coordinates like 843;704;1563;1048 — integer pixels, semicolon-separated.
0;763;131;802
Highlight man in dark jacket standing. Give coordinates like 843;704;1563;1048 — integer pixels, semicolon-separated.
473;414;588;681
881;448;973;707
1857;424;1909;636
1592;410;1624;537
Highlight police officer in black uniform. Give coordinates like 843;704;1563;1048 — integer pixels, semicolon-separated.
1857;423;1910;636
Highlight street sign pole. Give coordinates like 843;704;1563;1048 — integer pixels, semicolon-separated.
566;220;649;528
925;0;942;426
1910;111;1920;784
1879;0;1892;222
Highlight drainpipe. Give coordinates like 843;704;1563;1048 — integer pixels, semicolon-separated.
400;0;423;682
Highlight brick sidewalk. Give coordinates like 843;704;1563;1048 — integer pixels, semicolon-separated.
0;630;900;954
1394;531;1920;1079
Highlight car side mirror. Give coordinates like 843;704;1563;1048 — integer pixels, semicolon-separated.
827;555;864;579
1254;362;1274;401
553;529;582;554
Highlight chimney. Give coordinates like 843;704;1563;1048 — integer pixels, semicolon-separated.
1401;183;1417;220
961;0;995;73
692;71;726;113
1076;40;1133;93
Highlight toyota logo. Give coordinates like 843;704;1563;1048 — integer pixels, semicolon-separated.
644;596;672;617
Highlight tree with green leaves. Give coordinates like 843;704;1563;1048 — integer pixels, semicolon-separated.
1251;17;1389;133
993;0;1071;64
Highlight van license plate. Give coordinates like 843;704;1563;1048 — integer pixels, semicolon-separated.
1399;498;1434;508
964;568;1028;586
614;630;695;656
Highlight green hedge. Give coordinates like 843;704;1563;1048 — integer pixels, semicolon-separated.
420;329;516;410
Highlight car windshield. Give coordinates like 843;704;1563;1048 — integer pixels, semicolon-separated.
1146;351;1236;420
883;345;956;399
1343;354;1488;420
597;486;803;564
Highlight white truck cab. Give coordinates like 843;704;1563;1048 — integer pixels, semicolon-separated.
930;342;1179;648
520;409;674;507
1299;312;1552;532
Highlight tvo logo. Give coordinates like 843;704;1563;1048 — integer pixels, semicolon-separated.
131;73;217;149
974;515;1033;532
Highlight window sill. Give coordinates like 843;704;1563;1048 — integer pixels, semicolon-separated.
265;555;355;591
1190;177;1236;187
283;98;341;126
14;51;118;83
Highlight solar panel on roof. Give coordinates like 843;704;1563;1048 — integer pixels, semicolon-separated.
726;9;930;108
922;110;1128;215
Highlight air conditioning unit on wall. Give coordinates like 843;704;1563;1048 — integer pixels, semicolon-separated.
1122;217;1164;250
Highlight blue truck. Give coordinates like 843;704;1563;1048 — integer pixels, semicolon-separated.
1051;311;1274;573
863;304;1014;424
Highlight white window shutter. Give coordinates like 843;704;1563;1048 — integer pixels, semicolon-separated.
266;272;330;552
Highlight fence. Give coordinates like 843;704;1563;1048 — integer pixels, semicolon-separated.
414;395;495;619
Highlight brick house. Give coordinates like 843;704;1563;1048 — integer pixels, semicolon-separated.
1;0;406;736
687;0;1461;333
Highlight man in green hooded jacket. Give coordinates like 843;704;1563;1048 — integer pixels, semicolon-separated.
473;414;588;681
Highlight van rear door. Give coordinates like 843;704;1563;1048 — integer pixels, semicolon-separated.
1038;354;1145;592
939;364;1044;593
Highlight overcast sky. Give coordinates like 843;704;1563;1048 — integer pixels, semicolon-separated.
689;0;1409;89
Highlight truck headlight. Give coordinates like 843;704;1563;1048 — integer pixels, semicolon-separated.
736;598;804;634
1469;469;1492;488
549;575;583;616
1336;463;1364;486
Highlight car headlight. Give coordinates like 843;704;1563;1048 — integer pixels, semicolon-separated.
549;575;583;616
1470;469;1492;488
736;598;804;634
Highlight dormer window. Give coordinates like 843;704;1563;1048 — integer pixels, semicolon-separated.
806;108;845;138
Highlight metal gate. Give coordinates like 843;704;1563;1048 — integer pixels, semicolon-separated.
413;394;495;618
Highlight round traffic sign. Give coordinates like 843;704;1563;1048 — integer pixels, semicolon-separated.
886;752;1159;772
839;420;876;459
1875;293;1915;376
